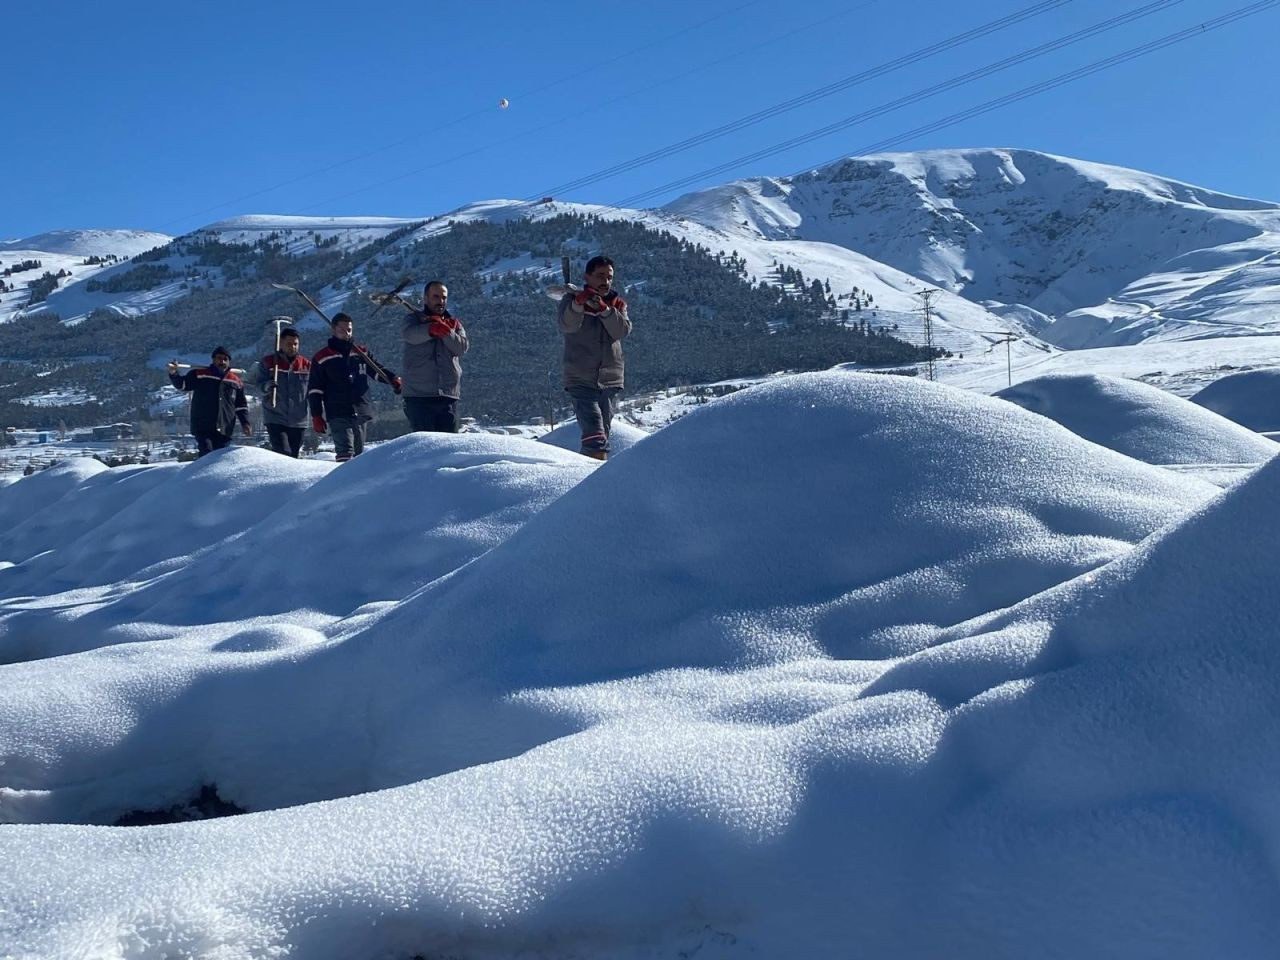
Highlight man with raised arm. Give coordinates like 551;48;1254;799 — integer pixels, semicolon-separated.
167;346;252;457
558;255;631;460
402;280;469;433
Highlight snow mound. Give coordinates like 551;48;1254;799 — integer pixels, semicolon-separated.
3;374;1257;960
0;457;106;536
0;435;593;666
996;373;1278;464
538;419;649;454
0;373;1216;826
1190;367;1280;433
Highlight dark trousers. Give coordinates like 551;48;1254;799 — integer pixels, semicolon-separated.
266;424;304;458
567;386;620;452
328;415;369;462
195;432;231;457
404;396;459;433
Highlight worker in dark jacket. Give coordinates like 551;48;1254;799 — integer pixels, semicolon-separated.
249;326;310;458
308;312;401;462
402;280;469;432
558;255;631;460
167;346;251;457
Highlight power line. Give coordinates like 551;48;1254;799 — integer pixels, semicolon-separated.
156;0;769;231
287;1;887;215
527;0;1075;202
632;0;1277;225
613;0;1188;208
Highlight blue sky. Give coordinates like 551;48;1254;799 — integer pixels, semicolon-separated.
2;0;1276;238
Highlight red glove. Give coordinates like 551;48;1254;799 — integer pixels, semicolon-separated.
312;415;327;434
391;376;403;394
427;316;457;338
575;290;607;314
604;292;627;312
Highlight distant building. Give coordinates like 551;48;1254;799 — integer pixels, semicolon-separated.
91;423;133;441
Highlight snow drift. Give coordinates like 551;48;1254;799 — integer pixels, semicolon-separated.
1191;367;1280;433
996;372;1278;464
5;371;1271;960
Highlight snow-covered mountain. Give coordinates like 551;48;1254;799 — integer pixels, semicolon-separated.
0;228;173;325
5;148;1278;399
0;228;170;258
662;148;1280;349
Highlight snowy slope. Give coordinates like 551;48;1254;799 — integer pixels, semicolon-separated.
995;373;1278;465
0;218;422;325
6;148;1280;407
661;148;1280;349
0;228;172;324
0;229;171;258
4;374;1252;960
437;197;1023;360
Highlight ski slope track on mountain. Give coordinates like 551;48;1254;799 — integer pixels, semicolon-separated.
9;371;1278;958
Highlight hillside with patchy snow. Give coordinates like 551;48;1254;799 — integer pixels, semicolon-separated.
0;228;172;324
5;147;1280;427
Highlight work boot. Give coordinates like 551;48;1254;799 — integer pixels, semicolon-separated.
580;448;608;461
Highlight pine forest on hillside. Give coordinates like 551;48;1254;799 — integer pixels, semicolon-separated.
0;215;941;429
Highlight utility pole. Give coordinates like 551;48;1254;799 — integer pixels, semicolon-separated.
977;331;1021;387
917;288;940;381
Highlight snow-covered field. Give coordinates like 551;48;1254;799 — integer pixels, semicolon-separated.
3;368;1278;958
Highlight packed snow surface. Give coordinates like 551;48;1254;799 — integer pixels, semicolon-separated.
6;371;1273;958
995;373;1278;465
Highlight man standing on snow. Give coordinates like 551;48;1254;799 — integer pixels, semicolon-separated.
167;347;252;457
308;312;401;462
249;325;310;458
402;280;469;433
558;255;631;460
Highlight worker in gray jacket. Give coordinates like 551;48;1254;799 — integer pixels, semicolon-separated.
402;280;469;432
558;255;631;460
249;326;311;457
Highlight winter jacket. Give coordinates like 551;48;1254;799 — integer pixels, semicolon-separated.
402;309;469;399
558;289;631;391
169;366;250;438
308;337;398;420
250;353;310;428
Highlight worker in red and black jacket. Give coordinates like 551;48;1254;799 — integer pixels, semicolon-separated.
167;346;252;457
308;312;401;462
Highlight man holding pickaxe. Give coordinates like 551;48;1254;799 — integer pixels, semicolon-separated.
249;319;310;458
